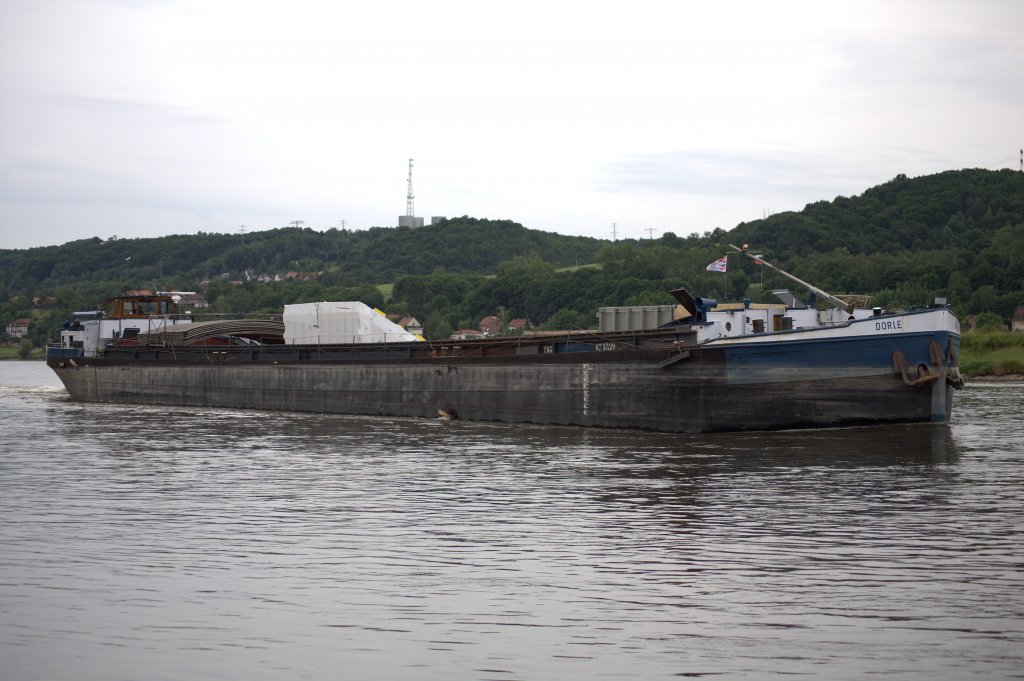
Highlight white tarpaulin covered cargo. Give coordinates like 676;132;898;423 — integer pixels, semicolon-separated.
283;302;422;345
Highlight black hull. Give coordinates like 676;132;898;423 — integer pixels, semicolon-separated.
48;340;955;433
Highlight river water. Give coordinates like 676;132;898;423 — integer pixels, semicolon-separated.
1;361;1022;681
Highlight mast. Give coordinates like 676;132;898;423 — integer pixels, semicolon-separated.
729;244;853;313
406;159;415;217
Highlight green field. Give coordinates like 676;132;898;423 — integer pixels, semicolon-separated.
0;345;45;360
959;330;1024;376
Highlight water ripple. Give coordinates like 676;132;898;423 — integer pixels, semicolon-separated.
1;364;1022;680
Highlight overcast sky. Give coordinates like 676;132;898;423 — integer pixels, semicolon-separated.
1;0;1021;250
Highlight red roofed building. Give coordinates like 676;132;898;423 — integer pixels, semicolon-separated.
479;315;502;336
507;319;530;334
6;318;31;340
398;316;423;336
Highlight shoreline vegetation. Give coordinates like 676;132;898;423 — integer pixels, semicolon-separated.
959;330;1024;378
5;331;1023;380
0;346;44;360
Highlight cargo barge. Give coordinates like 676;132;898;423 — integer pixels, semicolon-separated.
46;248;963;433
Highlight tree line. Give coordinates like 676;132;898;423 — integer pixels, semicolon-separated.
2;169;1022;343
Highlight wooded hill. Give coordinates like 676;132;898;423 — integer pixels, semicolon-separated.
0;217;605;291
2;168;1022;342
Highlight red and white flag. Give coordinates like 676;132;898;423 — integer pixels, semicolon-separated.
706;255;728;272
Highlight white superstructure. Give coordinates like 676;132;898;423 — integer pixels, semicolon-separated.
55;295;194;357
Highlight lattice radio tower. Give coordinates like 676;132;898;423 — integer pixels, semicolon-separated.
406;159;415;217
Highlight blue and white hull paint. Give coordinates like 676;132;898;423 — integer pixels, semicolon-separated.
696;308;962;429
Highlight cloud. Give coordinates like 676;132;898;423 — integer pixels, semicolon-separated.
2;0;1022;249
601;147;899;200
43;94;226;125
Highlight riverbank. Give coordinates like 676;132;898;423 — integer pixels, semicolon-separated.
959;330;1024;377
0;346;44;360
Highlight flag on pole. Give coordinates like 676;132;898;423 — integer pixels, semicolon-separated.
706;255;728;272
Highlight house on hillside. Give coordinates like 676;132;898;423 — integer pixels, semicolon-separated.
283;271;321;282
1013;307;1024;333
479;315;502;336
477;315;531;336
397;316;423;336
6;318;30;341
508;319;531;334
171;292;209;309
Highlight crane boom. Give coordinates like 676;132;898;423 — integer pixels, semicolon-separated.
728;244;853;313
